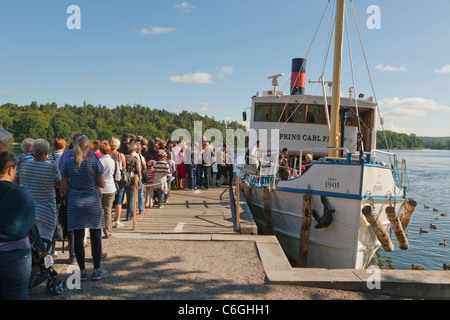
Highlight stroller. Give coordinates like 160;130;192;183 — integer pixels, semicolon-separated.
28;224;66;295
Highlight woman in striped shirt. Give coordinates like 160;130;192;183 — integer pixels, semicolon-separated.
60;135;108;281
15;139;61;250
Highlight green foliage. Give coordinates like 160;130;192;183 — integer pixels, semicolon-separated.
376;130;424;150
0;102;246;144
420;136;450;150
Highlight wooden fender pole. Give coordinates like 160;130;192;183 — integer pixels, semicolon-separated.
362;206;394;252
399;198;417;231
386;206;409;250
242;180;256;215
263;184;273;235
296;195;312;267
235;175;240;232
133;175;138;230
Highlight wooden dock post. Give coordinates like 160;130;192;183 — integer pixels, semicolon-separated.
242;181;252;207
362;206;394;252
132;176;138;230
235;175;240;231
386;206;409;250
296;194;312;267
399;198;417;231
263;184;273;235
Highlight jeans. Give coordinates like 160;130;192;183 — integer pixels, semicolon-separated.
0;249;31;300
73;229;102;270
186;164;197;189
125;182;145;219
155;189;164;207
114;185;126;206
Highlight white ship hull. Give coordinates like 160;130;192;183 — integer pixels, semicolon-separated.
243;159;406;269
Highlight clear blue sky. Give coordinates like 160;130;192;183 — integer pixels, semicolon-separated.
1;0;450;137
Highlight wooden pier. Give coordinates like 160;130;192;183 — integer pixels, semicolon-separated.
113;185;241;234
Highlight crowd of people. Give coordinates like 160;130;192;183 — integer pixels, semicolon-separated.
0;128;238;299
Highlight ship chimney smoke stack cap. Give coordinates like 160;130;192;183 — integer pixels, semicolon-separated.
290;58;306;95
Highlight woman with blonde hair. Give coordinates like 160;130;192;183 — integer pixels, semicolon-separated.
60;135;108;281
109;137;126;228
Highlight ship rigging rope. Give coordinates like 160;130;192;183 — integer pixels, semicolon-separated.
344;3;364;158
349;0;390;152
271;0;332;137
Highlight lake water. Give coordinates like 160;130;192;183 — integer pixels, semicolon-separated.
370;149;450;271
6;145;450;270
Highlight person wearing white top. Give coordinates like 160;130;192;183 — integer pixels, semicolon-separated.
99;141;119;239
249;140;261;174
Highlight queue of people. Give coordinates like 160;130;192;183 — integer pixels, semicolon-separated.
0;129;239;299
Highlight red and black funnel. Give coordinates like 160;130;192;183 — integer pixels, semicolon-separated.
290;58;306;95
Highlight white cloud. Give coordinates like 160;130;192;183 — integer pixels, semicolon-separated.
387;123;409;134
169;72;212;84
139;27;176;35
0;92;8;98
197;102;210;113
433;64;450;74
217;66;234;78
377;97;450;136
380;97;450;119
174;2;195;14
375;64;408;72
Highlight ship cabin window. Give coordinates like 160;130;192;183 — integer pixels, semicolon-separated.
287;104;305;123
324;106;357;126
270;104;286;122
254;104;271;121
305;104;323;124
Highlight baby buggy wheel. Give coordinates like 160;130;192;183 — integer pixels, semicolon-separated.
47;276;66;295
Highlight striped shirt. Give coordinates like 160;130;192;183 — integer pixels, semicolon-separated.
16;160;61;230
17;153;34;165
47;150;63;163
153;161;170;192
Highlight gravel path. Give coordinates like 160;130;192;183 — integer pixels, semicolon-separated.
28;238;408;300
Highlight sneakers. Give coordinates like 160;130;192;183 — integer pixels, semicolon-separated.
114;220;125;228
80;270;88;282
92;267;109;281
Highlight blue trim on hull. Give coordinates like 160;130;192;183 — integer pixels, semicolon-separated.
246;159;406;202
275;186;361;200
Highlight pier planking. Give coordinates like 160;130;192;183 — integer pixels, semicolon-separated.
113;185;238;234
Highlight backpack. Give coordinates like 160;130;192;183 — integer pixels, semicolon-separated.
116;153;136;187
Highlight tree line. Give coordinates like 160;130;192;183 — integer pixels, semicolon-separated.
377;130;450;150
0;101;246;145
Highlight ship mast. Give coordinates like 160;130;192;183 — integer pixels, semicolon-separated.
328;0;345;158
